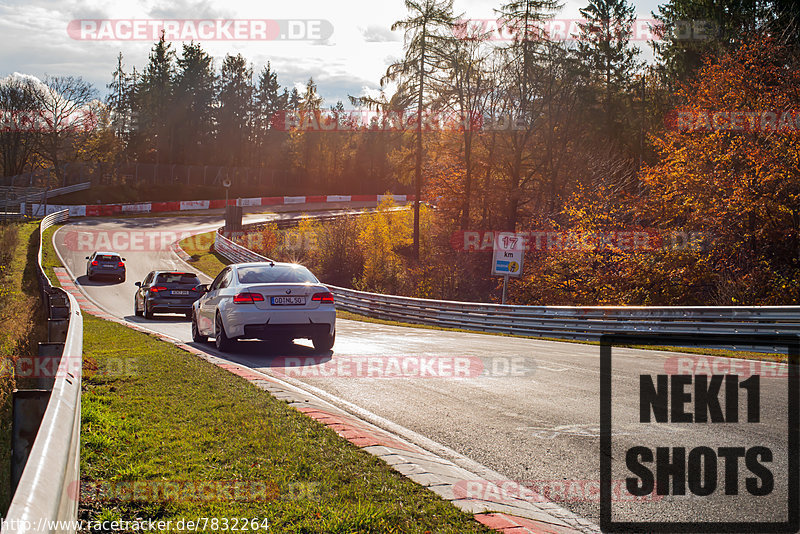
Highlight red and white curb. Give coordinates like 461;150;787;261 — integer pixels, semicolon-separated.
171;241;193;263
53;271;598;533
26;193;414;218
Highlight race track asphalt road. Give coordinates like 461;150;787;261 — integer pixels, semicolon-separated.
53;210;793;529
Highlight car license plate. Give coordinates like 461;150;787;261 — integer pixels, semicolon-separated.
171;290;190;296
271;296;305;305
102;263;115;268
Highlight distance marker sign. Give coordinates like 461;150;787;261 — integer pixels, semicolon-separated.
492;232;524;278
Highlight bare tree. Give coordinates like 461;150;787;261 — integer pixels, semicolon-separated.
0;75;43;178
36;75;97;185
494;0;560;230
433;24;491;229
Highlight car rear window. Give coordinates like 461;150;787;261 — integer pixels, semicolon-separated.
97;255;120;262
156;273;201;284
236;265;319;284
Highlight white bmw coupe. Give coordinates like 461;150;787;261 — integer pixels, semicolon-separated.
192;262;336;352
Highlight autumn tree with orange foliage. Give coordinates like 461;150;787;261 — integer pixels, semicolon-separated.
639;34;800;304
515;34;800;306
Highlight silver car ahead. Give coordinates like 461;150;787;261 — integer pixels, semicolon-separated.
191;262;336;353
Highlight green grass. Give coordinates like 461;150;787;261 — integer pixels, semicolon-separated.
179;232;228;279
80;313;490;533
41;224;64;287
0;220;51;512
180;230;783;363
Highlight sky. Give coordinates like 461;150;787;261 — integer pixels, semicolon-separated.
0;0;662;106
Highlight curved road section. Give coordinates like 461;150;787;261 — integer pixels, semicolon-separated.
53;211;791;530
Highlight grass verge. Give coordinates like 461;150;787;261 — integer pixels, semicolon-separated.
80;312;490;533
178;231;228;279
41;223;64;287
0;220;50;512
179;231;784;363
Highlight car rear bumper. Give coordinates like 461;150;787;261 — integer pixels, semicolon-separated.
89;268;125;278
226;308;335;339
243;322;332;340
148;297;198;313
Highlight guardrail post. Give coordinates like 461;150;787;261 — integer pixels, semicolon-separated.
48;318;69;343
10;390;51;495
47;291;70;342
33;342;63;390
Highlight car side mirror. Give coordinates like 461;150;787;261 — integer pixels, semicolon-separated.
134;281;141;287
122;258;127;262
85;256;89;259
197;284;209;293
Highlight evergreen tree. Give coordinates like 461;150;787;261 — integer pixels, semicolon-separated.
494;0;560;230
217;54;254;166
299;77;323;113
174;42;217;163
255;62;284;124
384;0;458;259
575;0;642;135
288;87;301;110
254;63;288;171
651;0;768;87
106;52;131;141
136;34;176;164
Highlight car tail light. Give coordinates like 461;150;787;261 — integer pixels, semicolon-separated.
150;286;167;293
234;292;265;304
91;260;98;266
118;261;125;267
312;292;334;303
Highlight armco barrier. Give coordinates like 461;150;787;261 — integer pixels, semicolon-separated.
215;229;273;264
3;210;83;534
213;225;800;351
25;193;413;218
21;182;91;205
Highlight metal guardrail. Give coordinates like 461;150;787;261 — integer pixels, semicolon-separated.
214;229;273;264
213;225;800;351
213;207;406;260
20;183;92;218
3;210;83;534
239;209;401;231
19;183;91;204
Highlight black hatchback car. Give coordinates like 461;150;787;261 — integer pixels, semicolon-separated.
86;251;126;281
134;271;205;319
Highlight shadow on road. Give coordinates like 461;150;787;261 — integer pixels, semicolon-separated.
123;314;190;324
185;338;334;370
76;275;124;286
